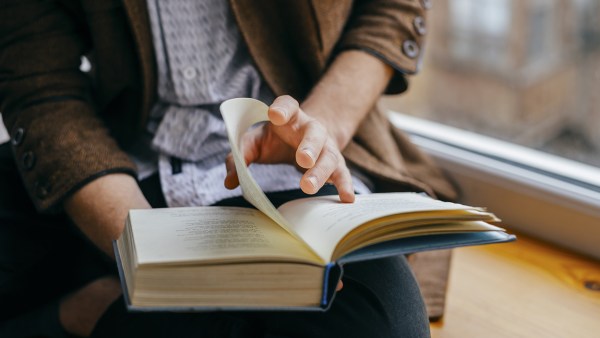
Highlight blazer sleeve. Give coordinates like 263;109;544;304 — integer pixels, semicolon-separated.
0;0;137;212
336;0;430;93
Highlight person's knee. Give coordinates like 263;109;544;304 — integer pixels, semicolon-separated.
332;256;430;338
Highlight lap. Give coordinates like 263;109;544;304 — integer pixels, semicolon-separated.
91;256;429;338
253;255;430;338
0;143;112;320
0;142;429;337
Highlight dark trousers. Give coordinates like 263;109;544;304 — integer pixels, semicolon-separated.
0;143;430;338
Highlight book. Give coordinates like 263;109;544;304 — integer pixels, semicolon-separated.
114;98;515;311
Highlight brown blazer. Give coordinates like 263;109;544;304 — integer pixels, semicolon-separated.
0;0;456;212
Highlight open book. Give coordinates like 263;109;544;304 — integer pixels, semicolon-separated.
114;98;515;311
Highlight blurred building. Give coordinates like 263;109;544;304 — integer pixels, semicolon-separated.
382;0;600;165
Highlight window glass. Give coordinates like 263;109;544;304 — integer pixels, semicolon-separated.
449;0;511;69
381;0;600;167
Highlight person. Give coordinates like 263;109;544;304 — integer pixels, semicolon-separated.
0;0;457;337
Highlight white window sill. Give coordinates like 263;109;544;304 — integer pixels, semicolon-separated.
389;112;600;260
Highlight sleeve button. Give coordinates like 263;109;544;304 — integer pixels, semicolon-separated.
402;40;420;59
11;128;25;146
34;180;51;199
22;151;36;171
420;0;432;10
414;16;427;36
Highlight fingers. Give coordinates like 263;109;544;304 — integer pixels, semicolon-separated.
299;139;355;203
228;95;355;202
328;161;356;203
224;128;264;190
224;130;263;190
295;119;327;169
268;95;355;202
336;280;344;292
268;95;300;126
270;97;326;168
224;126;295;189
224;153;239;189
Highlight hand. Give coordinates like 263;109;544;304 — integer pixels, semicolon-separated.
224;95;355;203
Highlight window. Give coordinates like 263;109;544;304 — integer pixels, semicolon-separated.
527;1;556;62
449;0;511;71
383;0;600;168
381;0;600;259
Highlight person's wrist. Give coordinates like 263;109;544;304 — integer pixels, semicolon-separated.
300;50;394;150
64;173;151;256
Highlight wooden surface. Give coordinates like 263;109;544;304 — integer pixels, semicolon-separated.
430;232;600;338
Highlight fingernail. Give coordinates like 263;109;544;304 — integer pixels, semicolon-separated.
303;148;314;162
308;176;318;189
271;106;287;118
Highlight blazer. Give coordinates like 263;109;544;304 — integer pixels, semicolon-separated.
0;0;457;212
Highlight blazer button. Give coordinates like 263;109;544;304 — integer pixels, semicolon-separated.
34;180;51;200
420;0;432;9
22;151;36;171
414;16;427;36
11;128;25;146
402;40;420;59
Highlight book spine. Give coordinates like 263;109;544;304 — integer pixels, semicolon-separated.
321;263;336;307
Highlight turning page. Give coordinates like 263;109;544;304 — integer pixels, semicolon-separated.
220;98;324;262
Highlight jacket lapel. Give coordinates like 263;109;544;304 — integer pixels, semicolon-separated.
229;0;322;100
122;0;156;126
120;0;321;112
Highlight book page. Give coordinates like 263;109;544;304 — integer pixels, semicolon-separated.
129;207;322;265
277;192;492;261
220;98;323;261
